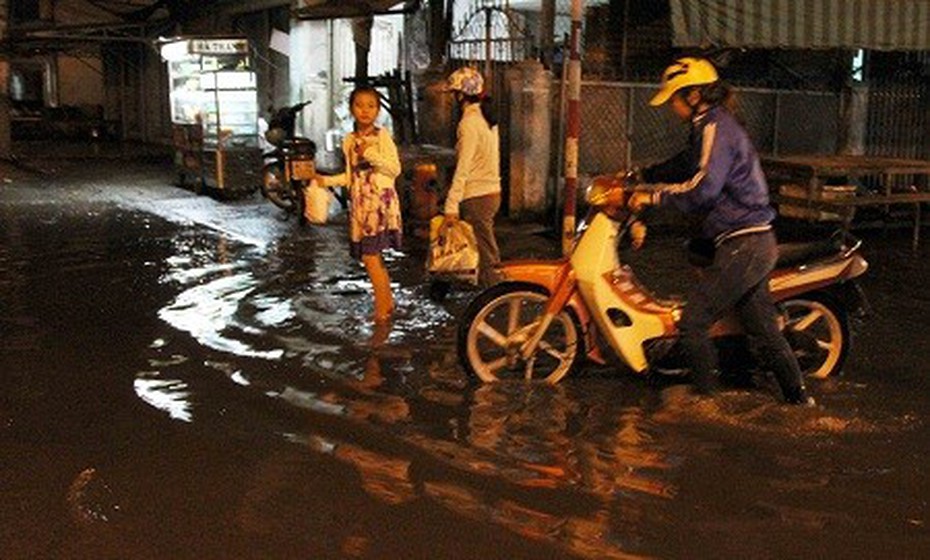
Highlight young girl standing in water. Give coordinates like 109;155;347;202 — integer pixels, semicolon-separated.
317;86;403;324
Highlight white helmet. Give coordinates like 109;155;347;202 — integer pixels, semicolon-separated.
445;66;485;96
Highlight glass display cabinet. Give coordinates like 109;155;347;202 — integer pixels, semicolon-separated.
160;37;262;197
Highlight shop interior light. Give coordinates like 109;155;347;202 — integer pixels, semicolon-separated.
160;40;190;62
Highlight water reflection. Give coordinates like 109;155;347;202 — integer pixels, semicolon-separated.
158;271;286;360
135;216;930;558
463;383;675;498
144;311;675;556
252;411;662;559
654;383;889;435
140;226;678;557
133;372;192;422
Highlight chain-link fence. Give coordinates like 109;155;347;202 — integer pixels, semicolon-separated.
548;81;930;178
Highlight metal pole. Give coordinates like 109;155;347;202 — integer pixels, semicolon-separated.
213;71;224;190
554;36;569;230
484;7;492;82
562;0;583;255
540;0;555;69
0;0;10;158
621;0;629;81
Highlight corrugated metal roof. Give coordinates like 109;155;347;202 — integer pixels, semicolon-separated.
670;0;930;50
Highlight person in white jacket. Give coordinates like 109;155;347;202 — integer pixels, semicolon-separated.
443;67;502;288
317;86;403;324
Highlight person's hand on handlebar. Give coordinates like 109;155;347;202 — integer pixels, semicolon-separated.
615;167;643;184
627;191;659;213
629;220;647;250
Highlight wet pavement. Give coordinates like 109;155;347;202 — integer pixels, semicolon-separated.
2;141;930;559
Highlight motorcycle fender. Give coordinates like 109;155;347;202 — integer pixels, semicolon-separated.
497;259;571;295
832;280;871;318
497;260;601;361
769;255;866;300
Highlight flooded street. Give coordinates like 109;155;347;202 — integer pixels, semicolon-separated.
2;145;929;559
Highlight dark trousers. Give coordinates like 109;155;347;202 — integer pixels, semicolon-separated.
460;193;502;287
678;230;806;398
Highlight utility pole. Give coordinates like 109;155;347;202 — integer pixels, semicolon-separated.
562;0;583;255
540;0;555;69
352;15;374;82
428;0;450;68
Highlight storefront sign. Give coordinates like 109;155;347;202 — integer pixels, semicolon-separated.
189;39;249;55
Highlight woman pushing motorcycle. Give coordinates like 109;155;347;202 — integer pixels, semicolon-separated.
628;57;814;406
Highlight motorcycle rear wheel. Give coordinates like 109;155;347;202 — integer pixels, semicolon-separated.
458;283;584;384
779;292;849;379
261;162;296;211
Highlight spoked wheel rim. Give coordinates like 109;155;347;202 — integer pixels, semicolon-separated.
781;298;845;379
465;290;579;383
261;164;295;210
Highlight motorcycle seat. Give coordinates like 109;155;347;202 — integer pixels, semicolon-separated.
776;236;843;268
281;137;317;156
687;233;845;268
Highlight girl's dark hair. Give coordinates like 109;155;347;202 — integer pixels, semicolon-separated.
461;93;499;127
349;85;382;107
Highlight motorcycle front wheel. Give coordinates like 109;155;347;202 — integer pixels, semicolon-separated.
779;292;849;379
261;162;296;211
457;283;584;384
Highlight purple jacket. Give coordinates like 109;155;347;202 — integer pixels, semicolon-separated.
642;105;775;242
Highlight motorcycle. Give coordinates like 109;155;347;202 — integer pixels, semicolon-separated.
260;101;319;218
457;174;869;386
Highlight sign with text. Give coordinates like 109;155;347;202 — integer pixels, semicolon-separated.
189;39;249;55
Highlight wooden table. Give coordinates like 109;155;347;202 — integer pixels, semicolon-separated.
762;155;930;249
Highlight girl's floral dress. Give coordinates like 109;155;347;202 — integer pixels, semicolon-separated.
323;127;403;259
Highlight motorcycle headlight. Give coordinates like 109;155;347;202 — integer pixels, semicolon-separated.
586;174;626;208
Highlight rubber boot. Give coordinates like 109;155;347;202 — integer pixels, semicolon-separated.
783;385;816;407
691;369;720;397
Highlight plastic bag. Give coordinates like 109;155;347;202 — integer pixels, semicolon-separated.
426;215;479;284
303;180;335;224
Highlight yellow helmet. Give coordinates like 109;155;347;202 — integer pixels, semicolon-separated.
650;57;719;107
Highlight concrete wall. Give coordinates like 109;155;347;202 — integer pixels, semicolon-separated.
507;60;553;219
57;55;104;107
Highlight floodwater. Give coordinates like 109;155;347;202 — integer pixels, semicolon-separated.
2;149;930;559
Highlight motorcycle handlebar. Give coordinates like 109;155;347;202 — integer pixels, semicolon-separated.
838;230;863;257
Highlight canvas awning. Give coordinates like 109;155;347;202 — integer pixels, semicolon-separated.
670;0;930;51
292;0;415;20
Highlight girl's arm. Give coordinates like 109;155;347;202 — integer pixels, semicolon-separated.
318;135;354;188
361;129;402;180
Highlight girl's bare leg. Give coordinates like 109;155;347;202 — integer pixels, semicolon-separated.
362;254;393;323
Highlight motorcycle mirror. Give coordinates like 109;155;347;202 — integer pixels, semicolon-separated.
265;127;285;146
